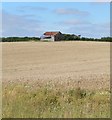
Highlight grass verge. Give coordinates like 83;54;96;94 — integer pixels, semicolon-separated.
2;82;110;118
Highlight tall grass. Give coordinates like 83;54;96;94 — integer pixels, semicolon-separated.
2;82;110;118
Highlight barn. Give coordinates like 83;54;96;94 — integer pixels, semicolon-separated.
40;31;63;41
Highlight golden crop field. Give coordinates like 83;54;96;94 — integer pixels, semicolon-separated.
2;41;110;118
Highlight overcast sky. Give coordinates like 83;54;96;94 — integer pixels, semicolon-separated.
2;2;110;38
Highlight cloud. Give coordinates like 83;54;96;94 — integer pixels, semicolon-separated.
58;19;91;26
17;6;48;12
20;14;37;19
94;0;110;2
55;8;89;16
89;2;110;6
2;10;44;37
64;22;110;38
57;17;109;38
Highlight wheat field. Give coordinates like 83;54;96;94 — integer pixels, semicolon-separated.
2;41;110;118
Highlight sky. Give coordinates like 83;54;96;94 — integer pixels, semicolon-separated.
2;2;110;38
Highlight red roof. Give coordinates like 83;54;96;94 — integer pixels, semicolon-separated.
44;32;60;36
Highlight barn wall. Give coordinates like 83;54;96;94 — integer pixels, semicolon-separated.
41;36;54;41
55;33;63;41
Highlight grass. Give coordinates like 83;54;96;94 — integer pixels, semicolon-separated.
2;82;110;118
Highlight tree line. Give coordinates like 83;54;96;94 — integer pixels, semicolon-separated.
78;37;112;42
0;35;112;42
63;34;112;42
1;37;40;42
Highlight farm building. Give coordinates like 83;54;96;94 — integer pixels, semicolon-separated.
40;31;63;41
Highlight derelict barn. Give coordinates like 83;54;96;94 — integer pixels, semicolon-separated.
40;31;63;41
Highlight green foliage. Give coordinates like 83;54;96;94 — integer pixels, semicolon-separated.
80;37;112;42
1;37;40;42
2;83;110;118
62;34;112;42
101;37;112;42
63;34;80;41
1;36;112;42
68;88;86;99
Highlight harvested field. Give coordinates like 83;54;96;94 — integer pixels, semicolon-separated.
2;41;110;118
2;41;110;90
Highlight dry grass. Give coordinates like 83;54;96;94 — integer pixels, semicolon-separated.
2;81;110;118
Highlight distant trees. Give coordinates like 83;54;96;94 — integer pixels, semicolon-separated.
63;34;80;41
80;37;112;42
0;36;112;42
100;37;112;42
1;37;40;42
62;34;112;42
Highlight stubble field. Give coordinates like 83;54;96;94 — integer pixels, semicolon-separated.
2;41;110;118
